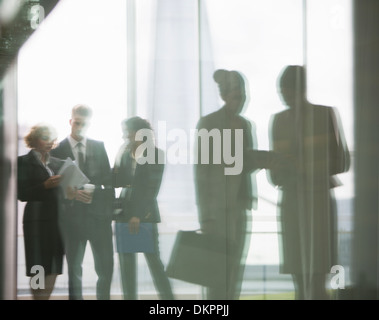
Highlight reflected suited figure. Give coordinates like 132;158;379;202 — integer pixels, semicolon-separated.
268;65;350;300
51;104;114;300
112;117;174;300
194;69;262;300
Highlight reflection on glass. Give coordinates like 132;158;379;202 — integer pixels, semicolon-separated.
15;0;353;300
268;65;350;299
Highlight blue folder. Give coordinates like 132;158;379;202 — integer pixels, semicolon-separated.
115;222;155;253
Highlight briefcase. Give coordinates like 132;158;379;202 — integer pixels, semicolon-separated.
115;222;155;253
166;230;232;287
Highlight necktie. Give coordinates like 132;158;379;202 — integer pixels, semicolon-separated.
77;142;85;171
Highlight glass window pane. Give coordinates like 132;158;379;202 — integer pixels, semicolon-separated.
17;0;127;297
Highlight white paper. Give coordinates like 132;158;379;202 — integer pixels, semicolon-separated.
58;157;90;197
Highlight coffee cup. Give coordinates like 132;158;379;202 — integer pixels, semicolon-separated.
83;183;95;203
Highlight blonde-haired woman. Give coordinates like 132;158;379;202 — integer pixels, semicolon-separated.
18;123;64;300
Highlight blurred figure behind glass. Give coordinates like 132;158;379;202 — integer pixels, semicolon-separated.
17;123;64;300
268;65;350;300
194;69;262;300
50;104;114;300
112;116;174;300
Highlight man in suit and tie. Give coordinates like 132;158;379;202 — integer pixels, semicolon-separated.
51;104;114;300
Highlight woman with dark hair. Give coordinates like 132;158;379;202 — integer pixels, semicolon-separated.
17;123;64;299
112;116;174;300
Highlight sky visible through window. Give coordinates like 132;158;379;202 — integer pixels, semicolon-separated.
18;0;127;165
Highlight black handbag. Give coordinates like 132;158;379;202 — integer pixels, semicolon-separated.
166;230;233;288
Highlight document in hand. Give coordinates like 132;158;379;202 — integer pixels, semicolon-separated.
58;157;90;197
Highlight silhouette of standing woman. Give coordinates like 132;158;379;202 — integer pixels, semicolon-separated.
268;65;350;299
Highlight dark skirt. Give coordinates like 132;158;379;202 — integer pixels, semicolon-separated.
23;219;64;277
278;187;337;275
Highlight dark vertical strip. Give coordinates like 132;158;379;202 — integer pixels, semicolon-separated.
0;62;18;300
352;0;379;299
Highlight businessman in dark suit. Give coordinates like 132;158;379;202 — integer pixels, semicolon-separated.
194;69;260;300
51;104;114;300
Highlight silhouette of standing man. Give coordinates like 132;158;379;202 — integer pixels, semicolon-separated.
51;104;114;300
194;69;259;300
268;65;350;299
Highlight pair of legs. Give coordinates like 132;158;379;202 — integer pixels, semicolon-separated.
206;210;249;300
60;215;114;300
119;252;174;300
30;274;58;300
280;189;337;300
118;224;174;300
23;220;64;300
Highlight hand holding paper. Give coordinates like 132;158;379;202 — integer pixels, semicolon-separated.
58;157;90;198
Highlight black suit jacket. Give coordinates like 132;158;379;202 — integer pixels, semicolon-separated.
268;104;350;189
194;107;257;222
112;148;164;223
17;151;64;222
50;137;114;219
